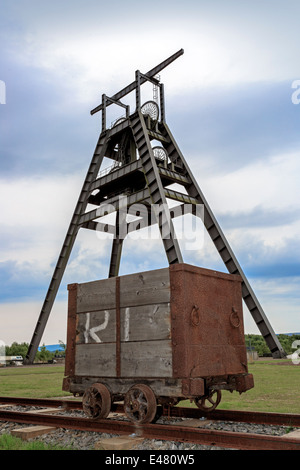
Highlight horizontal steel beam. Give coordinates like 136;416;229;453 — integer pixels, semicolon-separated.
81;220;116;234
78;189;151;225
90;160;143;192
90;49;184;115
82;202;198;237
80;183;202;227
164;188;199;205
90;162;189;194
158;167;190;185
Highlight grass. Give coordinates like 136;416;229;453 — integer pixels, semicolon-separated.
0;366;75;450
181;360;300;413
0;360;298;449
220;361;300;413
0;433;73;450
0;365;70;398
0;360;299;413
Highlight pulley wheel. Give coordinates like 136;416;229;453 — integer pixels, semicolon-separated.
124;384;157;424
153;146;168;161
194;389;221;412
82;383;111;419
113;117;126;127
141;100;159;121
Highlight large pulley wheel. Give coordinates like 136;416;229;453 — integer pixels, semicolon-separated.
194;389;221;412
82;383;111;419
141;100;159;121
124;384;157;424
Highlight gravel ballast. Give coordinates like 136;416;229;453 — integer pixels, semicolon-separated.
0;405;294;450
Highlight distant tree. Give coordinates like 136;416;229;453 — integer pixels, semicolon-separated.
245;334;300;356
35;344;54;362
6;342;29;358
58;340;66;353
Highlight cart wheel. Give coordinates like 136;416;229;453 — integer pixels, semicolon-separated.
82;383;111;419
194;389;221;412
124;384;157;424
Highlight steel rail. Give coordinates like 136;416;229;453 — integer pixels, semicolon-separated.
0;396;82;410
0;408;299;450
0;397;299;427
162;406;300;427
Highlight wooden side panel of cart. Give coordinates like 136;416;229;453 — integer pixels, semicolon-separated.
64;268;173;384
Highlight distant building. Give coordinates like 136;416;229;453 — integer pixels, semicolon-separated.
38;344;65;353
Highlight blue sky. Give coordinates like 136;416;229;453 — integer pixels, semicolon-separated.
0;0;299;344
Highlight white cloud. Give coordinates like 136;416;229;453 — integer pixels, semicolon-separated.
0;299;67;345
0;174;82;270
193;150;300;216
244;276;300;334
6;1;300;111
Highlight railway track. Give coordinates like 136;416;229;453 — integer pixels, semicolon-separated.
0;397;299;450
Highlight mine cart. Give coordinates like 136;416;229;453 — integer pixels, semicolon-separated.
63;263;254;423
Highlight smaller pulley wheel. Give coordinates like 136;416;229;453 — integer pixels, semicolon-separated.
194;389;221;412
82;383;111;419
153;146;168;161
113;117;126;127
124;384;157;424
